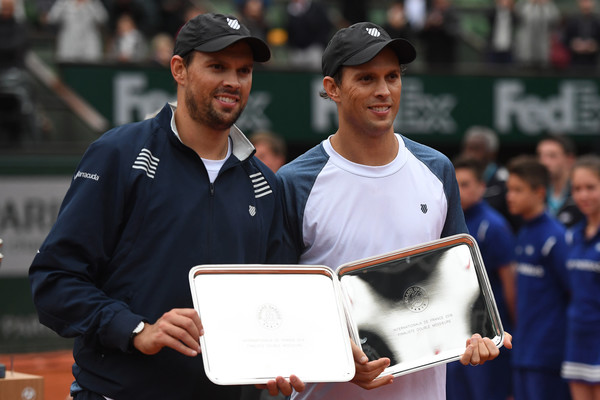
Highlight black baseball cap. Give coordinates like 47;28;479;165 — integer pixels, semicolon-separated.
173;13;271;62
322;22;416;77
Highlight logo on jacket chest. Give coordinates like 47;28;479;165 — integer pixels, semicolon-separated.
249;205;256;216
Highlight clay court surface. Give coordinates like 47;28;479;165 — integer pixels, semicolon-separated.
1;350;74;400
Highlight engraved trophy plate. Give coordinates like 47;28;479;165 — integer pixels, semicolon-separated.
188;265;355;385
337;234;504;377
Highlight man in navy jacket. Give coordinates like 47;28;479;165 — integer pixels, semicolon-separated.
29;13;303;400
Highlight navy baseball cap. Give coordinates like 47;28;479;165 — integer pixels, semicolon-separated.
322;22;416;77
173;13;271;62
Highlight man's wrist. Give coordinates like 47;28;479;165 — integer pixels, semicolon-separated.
128;320;146;352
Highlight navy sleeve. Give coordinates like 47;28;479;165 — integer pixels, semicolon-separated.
277;172;304;264
28;137;145;352
440;160;468;237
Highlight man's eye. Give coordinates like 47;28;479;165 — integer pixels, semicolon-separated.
210;64;224;70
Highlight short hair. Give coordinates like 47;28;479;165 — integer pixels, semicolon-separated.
538;133;577;156
182;50;195;66
453;156;486;182
319;69;343;100
573;154;600;179
249;131;287;157
507;155;549;189
462;126;499;154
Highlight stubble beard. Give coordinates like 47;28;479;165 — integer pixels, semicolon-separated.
185;87;245;131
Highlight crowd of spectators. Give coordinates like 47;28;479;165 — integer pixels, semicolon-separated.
0;0;598;71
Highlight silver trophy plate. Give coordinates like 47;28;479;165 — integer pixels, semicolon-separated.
188;234;503;384
337;234;504;377
188;265;355;385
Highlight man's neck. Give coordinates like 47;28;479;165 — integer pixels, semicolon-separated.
174;108;230;160
550;174;569;197
329;129;398;166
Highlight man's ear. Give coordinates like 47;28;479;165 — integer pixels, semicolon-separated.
171;55;186;85
323;76;341;102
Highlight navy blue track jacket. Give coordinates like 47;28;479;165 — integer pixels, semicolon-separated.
29;104;284;399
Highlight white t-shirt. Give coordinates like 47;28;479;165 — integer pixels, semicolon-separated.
278;134;467;400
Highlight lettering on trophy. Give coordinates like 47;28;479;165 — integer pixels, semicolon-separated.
392;313;454;337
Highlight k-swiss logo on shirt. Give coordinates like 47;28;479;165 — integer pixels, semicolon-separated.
250;172;272;198
420;204;428;214
227;18;240;30
366;27;381;37
249;205;256;216
132;148;159;179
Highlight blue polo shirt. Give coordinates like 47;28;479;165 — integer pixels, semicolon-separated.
566;221;600;324
464;200;515;332
512;212;569;370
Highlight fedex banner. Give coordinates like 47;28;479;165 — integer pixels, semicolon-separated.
60;64;600;148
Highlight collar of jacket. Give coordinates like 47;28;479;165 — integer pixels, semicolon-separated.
157;102;256;162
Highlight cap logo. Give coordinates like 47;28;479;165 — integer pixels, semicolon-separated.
227;17;241;30
366;27;381;37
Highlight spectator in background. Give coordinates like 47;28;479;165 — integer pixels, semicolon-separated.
0;0;25;21
107;12;148;62
447;157;516;400
0;0;37;144
249;131;287;172
104;0;159;39
238;0;270;42
383;1;413;41
285;0;333;70
537;134;584;227
404;0;427;31
563;0;600;68
150;32;174;68
47;0;108;62
31;0;55;29
419;0;460;67
460;126;518;231
506;155;571;400
157;0;187;38
514;0;560;68
486;0;519;64
562;155;600;400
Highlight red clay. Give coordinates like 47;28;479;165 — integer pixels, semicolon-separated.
0;350;74;400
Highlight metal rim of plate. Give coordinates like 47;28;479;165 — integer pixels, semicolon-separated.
188;264;356;385
336;233;504;377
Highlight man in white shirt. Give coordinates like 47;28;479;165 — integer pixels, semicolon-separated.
277;22;512;400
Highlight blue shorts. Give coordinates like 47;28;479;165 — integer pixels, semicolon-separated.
513;367;570;400
562;320;600;383
446;347;512;400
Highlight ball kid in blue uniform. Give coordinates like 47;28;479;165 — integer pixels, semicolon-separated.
506;155;571;400
447;157;516;400
561;155;600;400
